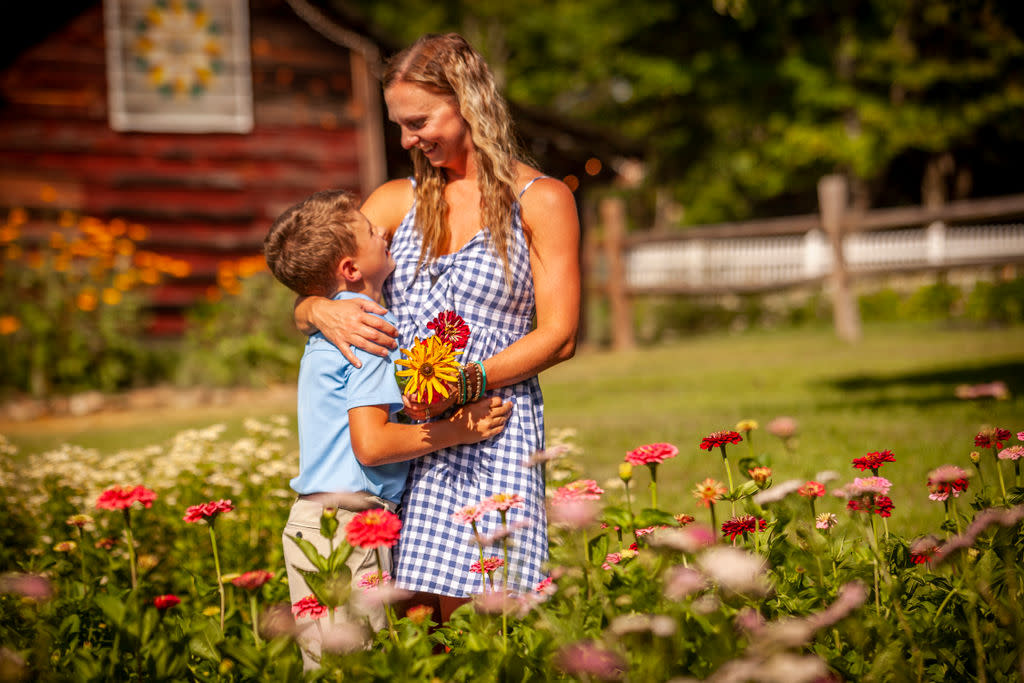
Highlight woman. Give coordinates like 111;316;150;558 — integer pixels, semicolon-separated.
295;33;579;621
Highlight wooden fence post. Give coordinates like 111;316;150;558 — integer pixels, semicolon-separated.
600;196;635;351
817;174;862;343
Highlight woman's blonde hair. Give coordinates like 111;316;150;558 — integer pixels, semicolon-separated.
384;33;524;284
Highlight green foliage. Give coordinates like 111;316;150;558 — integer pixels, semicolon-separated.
0;208;185;398
175;271;304;388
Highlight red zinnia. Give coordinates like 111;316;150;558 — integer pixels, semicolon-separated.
470;556;505;574
797;481;826;498
292;594;328;620
847;495;894;517
625;442;679;466
852;450;895;472
975;428;1012;449
96;485;157;511
183;499;234;523
427;310;470;349
345;508;402;548
153;594;180;609
720;514;767;541
699;431;743;452
231;570;274;591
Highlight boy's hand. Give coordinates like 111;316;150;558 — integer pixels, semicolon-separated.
402;391;458;421
449;396;512;443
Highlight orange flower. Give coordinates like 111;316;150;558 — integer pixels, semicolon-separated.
102;288;122;306
76;290;98;312
0;316;20;335
692;478;726;508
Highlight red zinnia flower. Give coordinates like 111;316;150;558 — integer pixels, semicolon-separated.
345;508;402;548
231;570;274;591
292;594;328;620
847;495;894;517
153;594;180;609
625;442;679;466
183;499;234;523
852;450;895;472
926;465;971;501
720;514;767;541
797;481;825;498
427;310;470;349
675;513;695;526
470;556;505;574
975;428;1012;449
96;485;157;511
699;431;743;452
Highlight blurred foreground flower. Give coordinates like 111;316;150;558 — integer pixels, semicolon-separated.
697;546;771;597
153;594;180;610
556;640;626;681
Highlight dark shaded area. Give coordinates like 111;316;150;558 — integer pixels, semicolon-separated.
822;360;1024;408
0;3;94;70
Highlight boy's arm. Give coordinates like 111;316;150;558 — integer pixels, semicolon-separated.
349;397;512;467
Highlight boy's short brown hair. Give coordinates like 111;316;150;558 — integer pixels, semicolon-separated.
264;190;361;297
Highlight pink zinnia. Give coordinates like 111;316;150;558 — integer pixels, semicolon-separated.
625;442;679;466
470;556;504;574
183;499;234;523
535;576;555;594
552;479;604;504
601;552;622;570
815;513;838;530
975;428;1012;449
452;504;486;525
426;310;470;349
292;594;328;620
848;476;892;496
997;445;1024;461
852;450;895;472
357;571;392;589
926;465;971;501
345;508;402;548
699;431;742;452
797;481;825;498
484;492;525;512
231;570;274;591
96;485;157;511
153;594;180;610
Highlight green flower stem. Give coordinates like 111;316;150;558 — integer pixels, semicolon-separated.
472;522;487;592
375;547;399;645
1015;459;1021;487
950;498;962;536
499;510;510;591
709;503;718;536
719;447;736;514
122;509;138;590
208;523;226;631
76;527;88;591
994;449;1009;504
248;594;262;648
648;463;659;510
623;480;635;528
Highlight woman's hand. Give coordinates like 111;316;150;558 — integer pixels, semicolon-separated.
402;390;458;421
294;296;398;368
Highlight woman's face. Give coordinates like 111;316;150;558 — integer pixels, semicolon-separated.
384;81;472;170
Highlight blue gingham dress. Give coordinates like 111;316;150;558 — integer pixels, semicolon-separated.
384;178;548;597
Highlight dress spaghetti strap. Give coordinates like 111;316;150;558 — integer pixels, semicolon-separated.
518;175;549;199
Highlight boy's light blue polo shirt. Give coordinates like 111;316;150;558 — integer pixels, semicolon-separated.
290;291;407;503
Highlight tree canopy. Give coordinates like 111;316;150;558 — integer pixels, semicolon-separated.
335;0;1024;224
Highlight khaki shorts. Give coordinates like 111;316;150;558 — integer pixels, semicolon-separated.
282;496;396;669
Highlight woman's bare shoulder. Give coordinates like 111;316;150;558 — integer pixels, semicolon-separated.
361;178;415;232
515;165;576;214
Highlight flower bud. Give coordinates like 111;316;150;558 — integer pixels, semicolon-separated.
618;463;633;482
969;451;980;464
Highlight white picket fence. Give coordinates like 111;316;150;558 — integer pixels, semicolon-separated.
626;222;1024;291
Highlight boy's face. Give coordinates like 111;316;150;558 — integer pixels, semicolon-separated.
352;211;395;289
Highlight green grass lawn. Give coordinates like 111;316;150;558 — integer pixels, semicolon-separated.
3;321;1022;538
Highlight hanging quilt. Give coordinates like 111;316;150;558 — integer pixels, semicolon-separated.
104;0;253;133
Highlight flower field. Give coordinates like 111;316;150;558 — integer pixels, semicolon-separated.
2;413;1024;681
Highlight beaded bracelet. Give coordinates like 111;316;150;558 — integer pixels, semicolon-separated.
473;361;487;400
457;364;467;405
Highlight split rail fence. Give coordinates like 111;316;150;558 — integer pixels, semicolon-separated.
588;179;1024;349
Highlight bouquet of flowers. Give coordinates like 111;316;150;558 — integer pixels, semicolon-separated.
395;311;470;405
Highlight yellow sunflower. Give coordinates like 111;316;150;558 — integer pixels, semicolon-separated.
395;336;462;404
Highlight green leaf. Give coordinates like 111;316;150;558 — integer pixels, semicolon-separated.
94;593;127;628
286;533;329;572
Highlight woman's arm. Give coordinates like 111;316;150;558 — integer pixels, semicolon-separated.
291;179;415;366
473;175;581;389
349;396;512;466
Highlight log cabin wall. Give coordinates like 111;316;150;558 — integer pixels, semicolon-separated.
0;0;380;335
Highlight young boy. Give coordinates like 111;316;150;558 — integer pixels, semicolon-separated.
264;190;510;667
